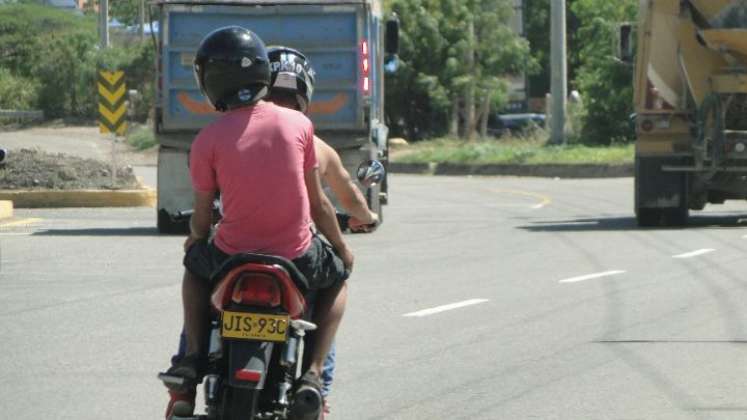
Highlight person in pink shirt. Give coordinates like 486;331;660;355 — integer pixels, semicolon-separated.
162;27;352;419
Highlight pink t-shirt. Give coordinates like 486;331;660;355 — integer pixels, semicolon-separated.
189;101;317;259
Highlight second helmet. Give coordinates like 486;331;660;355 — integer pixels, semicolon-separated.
267;46;316;113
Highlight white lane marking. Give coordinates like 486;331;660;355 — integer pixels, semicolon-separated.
0;218;42;228
403;299;489;318
559;270;626;284
0;232;33;236
484;188;552;210
673;249;715;259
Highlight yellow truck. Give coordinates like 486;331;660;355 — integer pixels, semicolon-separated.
631;0;747;226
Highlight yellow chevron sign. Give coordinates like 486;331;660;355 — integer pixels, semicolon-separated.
98;70;127;136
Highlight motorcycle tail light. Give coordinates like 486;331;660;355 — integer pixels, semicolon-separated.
235;369;262;383
232;273;282;307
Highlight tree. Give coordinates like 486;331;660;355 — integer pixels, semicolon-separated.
525;0;582;98
571;0;637;144
385;0;450;140
109;0;142;26
385;0;531;140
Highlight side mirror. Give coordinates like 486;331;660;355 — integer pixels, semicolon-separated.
384;55;400;74
616;23;635;63
385;14;400;55
356;160;385;188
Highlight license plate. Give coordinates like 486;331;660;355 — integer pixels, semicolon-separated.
221;311;289;342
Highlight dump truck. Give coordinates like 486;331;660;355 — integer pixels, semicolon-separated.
152;0;398;233
630;0;747;226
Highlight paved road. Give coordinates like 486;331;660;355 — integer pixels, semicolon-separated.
1;175;747;419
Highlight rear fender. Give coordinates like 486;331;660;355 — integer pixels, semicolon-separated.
227;340;274;390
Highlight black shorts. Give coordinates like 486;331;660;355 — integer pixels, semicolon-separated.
183;233;348;291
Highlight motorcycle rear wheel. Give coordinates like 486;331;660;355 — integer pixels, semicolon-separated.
221;387;259;420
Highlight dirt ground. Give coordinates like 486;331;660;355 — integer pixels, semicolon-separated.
0;124;157;166
0;148;140;190
0;124;154;190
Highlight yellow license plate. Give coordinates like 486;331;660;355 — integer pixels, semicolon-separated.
221;311;289;342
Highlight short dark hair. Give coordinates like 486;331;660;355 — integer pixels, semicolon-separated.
266;91;301;111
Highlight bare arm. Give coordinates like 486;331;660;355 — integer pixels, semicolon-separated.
185;190;215;251
317;140;376;224
305;167;354;270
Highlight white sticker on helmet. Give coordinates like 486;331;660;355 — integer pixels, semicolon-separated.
275;72;298;90
241;57;253;68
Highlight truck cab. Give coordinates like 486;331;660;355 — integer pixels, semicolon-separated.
152;0;397;233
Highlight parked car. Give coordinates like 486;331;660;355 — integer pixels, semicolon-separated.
44;0;83;14
487;113;546;137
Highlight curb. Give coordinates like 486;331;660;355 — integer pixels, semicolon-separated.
389;162;634;178
0;200;12;219
0;188;156;208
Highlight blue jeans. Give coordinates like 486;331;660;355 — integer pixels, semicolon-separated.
173;331;337;397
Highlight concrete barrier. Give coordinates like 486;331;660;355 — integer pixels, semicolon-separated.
0;200;12;219
390;162;634;178
0;189;156;208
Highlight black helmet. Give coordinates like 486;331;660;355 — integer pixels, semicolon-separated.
193;26;271;112
266;46;316;113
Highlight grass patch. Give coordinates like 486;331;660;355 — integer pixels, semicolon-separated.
127;124;157;151
394;135;634;165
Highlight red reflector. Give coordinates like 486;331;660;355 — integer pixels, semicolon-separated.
235;369;262;382
232;274;282;307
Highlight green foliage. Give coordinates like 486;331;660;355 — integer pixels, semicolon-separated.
0;4;95;75
385;0;531;140
385;0;449;140
0;68;39;109
110;0;141;26
34;30;100;118
0;4;98;117
572;0;637;144
0;4;155;121
127;124;157;150
396;136;634;164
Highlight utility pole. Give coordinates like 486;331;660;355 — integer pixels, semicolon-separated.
139;0;145;39
99;0;109;49
550;0;567;145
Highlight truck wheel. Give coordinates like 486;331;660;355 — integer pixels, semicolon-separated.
157;209;189;235
635;157;689;227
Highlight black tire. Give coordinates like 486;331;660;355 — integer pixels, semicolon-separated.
634;156;689;227
636;207;664;227
221;387;259;420
157;209;190;235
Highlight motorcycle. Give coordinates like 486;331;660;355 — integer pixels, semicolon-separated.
158;160;385;420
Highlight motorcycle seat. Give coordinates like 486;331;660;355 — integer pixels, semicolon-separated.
211;253;310;294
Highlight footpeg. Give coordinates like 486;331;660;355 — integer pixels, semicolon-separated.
159;372;187;387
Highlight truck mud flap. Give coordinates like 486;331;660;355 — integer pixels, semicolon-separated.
636;156;689;209
228;340;274;390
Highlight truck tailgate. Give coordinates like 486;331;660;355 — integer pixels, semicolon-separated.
160;3;365;133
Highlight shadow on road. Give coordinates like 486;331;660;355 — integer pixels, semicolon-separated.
518;214;747;232
32;227;159;236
